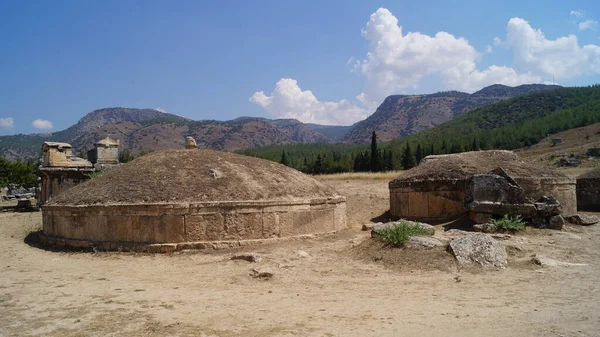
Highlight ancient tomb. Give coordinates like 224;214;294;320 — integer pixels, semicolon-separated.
389;150;576;223
577;168;600;212
38;138;120;205
41;149;346;252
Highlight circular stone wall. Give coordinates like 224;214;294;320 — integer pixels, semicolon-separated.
41;149;346;252
389;151;576;222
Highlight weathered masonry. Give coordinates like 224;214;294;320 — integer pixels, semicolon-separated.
40;147;347;252
389;151;576;223
37;138;120;205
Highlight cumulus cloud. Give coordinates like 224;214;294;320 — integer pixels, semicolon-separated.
32;119;53;130
250;8;600;124
506;17;600;79
354;8;539;104
570;10;597;31
579;19;598;31
0;117;14;129
249;78;367;125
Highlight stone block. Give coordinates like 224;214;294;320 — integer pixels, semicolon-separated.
407;192;429;218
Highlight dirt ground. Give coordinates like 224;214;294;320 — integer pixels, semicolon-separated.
1;179;600;337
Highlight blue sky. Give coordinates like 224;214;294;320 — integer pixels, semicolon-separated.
1;0;599;134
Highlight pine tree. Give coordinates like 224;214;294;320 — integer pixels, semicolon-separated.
387;150;394;171
313;154;324;174
370;131;379;172
402;143;417;169
280;150;289;166
415;143;423;164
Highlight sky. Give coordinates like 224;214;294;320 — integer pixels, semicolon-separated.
1;0;600;135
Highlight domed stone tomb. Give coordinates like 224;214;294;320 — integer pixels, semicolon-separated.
41;149;346;251
389;150;576;223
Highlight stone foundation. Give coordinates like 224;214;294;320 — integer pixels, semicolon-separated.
41;197;346;251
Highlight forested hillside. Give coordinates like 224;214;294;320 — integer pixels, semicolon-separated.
239;85;600;174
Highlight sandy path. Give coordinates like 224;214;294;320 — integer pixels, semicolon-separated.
1;180;599;337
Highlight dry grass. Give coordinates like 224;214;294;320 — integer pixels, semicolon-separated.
314;171;403;181
554;166;599;178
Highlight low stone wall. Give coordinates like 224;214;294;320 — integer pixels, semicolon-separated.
577;178;600;212
389;179;467;223
389;176;577;222
41;197;346;251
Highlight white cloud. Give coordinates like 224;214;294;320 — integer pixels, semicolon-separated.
570;10;583;18
250;8;600;124
569;10;597;31
0;117;14;129
506;17;600;79
355;8;539;103
32;119;53;130
579;19;598;31
249;78;366;125
155;106;167;113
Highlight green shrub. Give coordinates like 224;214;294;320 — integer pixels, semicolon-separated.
490;214;527;231
373;221;430;246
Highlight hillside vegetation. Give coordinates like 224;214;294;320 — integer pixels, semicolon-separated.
342;83;561;144
241;85;600;174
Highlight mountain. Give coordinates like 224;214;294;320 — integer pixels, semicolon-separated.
342;84;562;144
0;108;333;162
240;85;600;174
305;124;353;142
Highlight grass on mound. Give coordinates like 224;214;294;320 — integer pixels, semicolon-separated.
373;221;430;246
315;170;404;181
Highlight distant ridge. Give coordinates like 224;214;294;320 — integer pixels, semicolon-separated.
342;83;562;144
0;108;336;161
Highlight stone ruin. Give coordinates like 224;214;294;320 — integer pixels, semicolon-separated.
577;168;600;212
37;138;120;205
389;150;576;228
40;140;346;252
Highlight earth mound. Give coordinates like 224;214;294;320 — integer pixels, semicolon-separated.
50;149;340;205
578;168;600;179
393;150;565;183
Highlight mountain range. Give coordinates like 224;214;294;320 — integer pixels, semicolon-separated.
0;83;561;162
342;84;561;143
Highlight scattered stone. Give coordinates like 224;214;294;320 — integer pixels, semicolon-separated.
466;169;527;205
554;232;582;240
250;268;274;280
548;215;565;230
565;214;599;226
184;136;197;149
443;229;472;236
231;253;262;263
448;233;508;269
297;250;311;258
532;255;588;267
371;220;435;237
473;223;497;233
408;236;445;249
490;233;512;240
209;169;223;179
362;223;380;231
534;195;562;217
